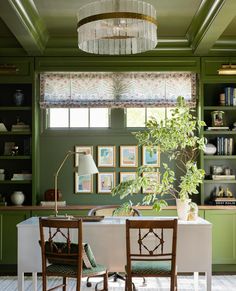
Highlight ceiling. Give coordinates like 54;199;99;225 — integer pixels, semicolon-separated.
0;0;236;57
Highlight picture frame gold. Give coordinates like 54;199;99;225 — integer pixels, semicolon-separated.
97;146;116;167
142;146;160;167
120;145;138;167
97;172;115;194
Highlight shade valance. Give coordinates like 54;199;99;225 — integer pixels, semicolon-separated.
40;72;196;108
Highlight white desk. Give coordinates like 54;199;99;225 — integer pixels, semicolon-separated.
17;216;212;291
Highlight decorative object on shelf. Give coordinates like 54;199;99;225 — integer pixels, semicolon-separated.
112;97;206;220
0;169;5;181
11;172;32;181
11;145;19;156
3;142;15;155
226;187;233;198
218;64;236;75
219;93;225;106
203;143;217;155
53;151;98;217
0;123;7;132
187;202;198;221
77;0;158;55
232;122;236;131
44;188;62;201
211;110;225;127
11;191;25;206
11;118;30;132
211;165;224;175
0;194;7;206
13;89;24;106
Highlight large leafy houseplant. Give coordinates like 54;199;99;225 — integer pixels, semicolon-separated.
112;96;206;212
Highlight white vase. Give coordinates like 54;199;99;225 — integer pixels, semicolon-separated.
11;191;25;206
176;198;191;221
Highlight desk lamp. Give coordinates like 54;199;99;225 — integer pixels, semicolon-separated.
53;151;98;218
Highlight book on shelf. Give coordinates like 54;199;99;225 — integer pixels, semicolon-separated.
207;126;229;130
40;201;66;207
224;87;236;106
11;173;32;180
212;175;236;180
216;137;233;155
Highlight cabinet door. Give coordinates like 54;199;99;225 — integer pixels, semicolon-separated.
205;210;236;264
0;211;30;264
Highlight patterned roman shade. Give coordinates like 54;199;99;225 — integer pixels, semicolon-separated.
40;72;196;108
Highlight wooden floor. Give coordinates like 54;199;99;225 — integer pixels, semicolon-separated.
0;275;236;290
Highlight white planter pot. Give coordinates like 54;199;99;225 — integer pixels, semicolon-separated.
176;198;191;221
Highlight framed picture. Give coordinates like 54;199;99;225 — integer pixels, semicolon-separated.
120;172;137;183
97;146;116;167
97;172;115;193
74;146;93;167
120;145;138;167
142;146;160;167
74;173;93;193
142;171;160;194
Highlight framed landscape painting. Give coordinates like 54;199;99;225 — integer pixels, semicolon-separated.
74;145;93;167
120;145;138;167
74;173;93;193
142;171;160;194
120;172;137;183
97;146;116;167
97;172;115;193
142;146;160;167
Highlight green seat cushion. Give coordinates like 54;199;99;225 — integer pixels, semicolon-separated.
47;263;106;277
128;261;172;275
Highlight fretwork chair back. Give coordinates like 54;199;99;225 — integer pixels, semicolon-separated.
39;217;108;291
88;205;141;217
125;219;178;291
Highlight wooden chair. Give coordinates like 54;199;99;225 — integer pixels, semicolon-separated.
39;217;108;291
125;219;178;291
87;205;141;288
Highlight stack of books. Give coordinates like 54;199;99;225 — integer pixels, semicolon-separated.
216;137;234;155
11;173;32;180
213;197;236;205
212;175;235;180
207;126;229;130
40;201;66;207
11;123;30;132
224;87;236;106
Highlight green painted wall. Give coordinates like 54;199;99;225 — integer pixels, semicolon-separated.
37;56;201;206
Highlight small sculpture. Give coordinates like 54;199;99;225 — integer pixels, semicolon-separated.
226;187;233;198
217;186;224;197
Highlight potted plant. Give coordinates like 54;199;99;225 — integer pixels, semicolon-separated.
112;96;206;220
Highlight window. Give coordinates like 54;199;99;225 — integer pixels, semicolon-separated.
126;107;173;127
47;108;109;128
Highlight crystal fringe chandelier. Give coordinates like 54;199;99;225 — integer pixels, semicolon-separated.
77;0;158;55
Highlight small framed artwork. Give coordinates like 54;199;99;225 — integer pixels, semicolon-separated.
142;171;160;194
142;146;160;167
97;146;116;167
120;145;138;167
120;172;137;183
97;172;115;193
74;173;93;193
75;146;93;167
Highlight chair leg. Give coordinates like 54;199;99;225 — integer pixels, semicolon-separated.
63;277;66;291
104;271;108;291
170;274;176;291
42;274;46;291
126;274;133;291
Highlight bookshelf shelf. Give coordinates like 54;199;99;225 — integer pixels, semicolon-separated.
0;180;32;184
0;155;31;160
204;180;236;184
